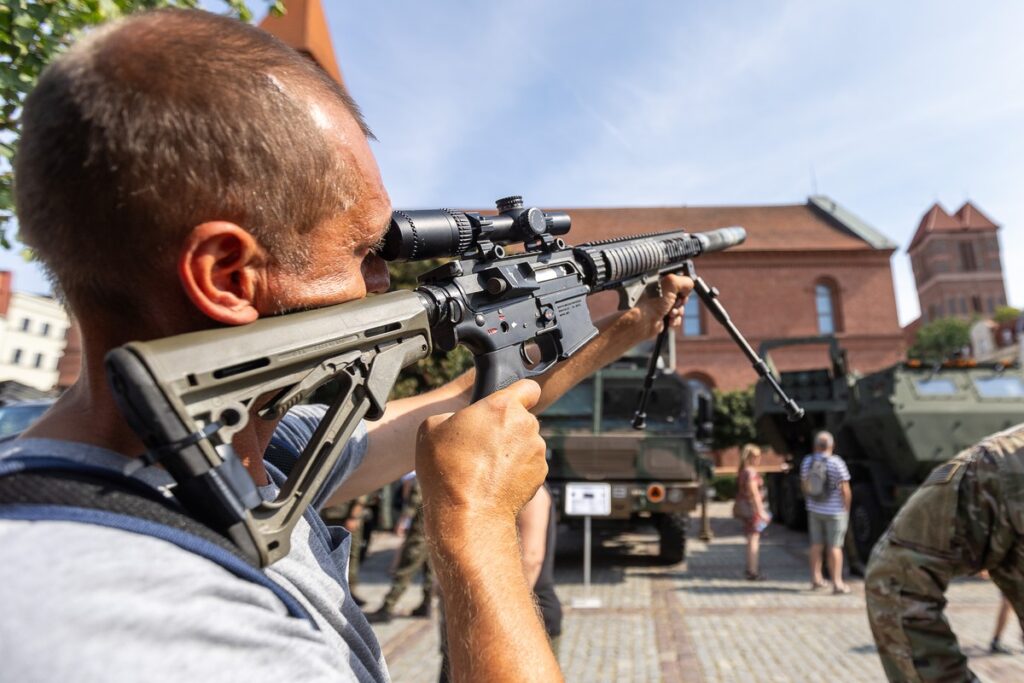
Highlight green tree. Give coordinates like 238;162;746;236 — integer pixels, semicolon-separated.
388;260;472;400
994;305;1021;325
908;317;971;362
711;386;756;450
0;0;282;246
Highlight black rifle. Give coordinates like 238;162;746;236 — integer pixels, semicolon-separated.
106;196;802;566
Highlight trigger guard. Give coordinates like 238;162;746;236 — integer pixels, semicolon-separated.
521;336;559;376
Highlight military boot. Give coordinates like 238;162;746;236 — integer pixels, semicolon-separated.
366;606;393;624
411;598;432;618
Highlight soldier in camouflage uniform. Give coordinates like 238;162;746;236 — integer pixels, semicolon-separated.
865;423;1024;682
368;477;434;622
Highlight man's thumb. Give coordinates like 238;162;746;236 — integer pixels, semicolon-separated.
498;379;542;411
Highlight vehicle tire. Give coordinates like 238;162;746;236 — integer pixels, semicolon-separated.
847;483;886;575
657;513;688;564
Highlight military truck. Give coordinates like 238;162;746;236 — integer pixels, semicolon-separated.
541;344;714;564
755;335;1024;569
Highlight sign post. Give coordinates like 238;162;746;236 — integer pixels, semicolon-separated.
564;482;611;609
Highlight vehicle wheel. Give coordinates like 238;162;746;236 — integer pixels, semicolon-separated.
657;513;688;564
848;483;886;575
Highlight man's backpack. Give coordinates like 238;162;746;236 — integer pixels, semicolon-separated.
803;455;833;501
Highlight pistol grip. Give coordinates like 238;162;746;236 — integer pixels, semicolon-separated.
471;341;557;402
472;346;530;401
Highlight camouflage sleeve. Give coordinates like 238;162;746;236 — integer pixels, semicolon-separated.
985;428;1024;645
865;451;981;683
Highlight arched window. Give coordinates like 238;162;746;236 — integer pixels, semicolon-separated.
683;296;704;337
815;281;841;334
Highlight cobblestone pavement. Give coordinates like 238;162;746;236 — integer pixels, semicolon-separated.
357;502;1024;682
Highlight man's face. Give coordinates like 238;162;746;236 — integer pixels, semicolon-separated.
266;93;392;313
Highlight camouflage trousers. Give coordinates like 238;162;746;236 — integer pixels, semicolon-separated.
382;509;434;610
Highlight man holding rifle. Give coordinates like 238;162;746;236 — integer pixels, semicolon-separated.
0;9;689;683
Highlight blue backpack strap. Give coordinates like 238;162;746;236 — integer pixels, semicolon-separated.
0;456;318;629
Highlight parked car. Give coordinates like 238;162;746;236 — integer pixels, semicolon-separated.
0;399;55;441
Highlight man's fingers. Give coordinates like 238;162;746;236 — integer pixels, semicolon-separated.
493;379;542;411
660;273;694;298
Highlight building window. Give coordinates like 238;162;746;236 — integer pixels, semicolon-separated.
988;297;996;313
19;318;30;332
928;304;937;322
41;323;51;337
959;298;968;315
972;296;983;313
683;298;703;337
815;282;840;334
948;298;957;317
11;349;22;364
959;242;977;272
33;353;43;369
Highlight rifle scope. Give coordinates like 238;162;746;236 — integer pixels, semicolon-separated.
381;196;571;262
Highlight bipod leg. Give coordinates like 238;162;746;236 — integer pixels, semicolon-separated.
685;266;804;422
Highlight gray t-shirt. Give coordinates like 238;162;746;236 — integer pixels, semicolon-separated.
0;405;389;683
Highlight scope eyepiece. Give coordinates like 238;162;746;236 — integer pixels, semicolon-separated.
381;198;572;262
382;209;473;262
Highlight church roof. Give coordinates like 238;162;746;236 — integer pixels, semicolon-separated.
259;0;343;86
908;201;998;251
481;196;895;253
954;201;998;230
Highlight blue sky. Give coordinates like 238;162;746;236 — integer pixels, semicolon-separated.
4;1;1022;326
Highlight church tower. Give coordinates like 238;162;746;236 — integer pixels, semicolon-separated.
259;0;344;86
907;201;1007;322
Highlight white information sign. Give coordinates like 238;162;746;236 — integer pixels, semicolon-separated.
564;482;612;517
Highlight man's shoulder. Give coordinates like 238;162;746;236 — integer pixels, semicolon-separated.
0;518;342;681
0;516;291;610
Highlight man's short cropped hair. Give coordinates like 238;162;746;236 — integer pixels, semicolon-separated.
814;431;834;452
14;8;371;316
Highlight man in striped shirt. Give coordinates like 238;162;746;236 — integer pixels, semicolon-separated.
800;431;852;594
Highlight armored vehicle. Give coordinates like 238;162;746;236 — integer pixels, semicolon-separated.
755;336;1024;569
541;344;714;564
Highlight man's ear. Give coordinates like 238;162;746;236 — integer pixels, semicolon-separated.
178;222;265;325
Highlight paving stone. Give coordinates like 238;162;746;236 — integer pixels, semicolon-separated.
360;502;1024;682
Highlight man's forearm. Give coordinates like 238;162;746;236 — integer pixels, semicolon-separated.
531;308;653;413
331;372;474;503
431;513;562;683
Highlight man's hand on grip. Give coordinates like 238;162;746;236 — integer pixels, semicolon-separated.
632;273;694;338
416;379;547;526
